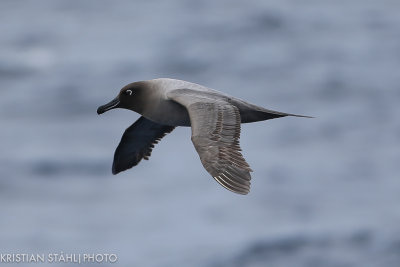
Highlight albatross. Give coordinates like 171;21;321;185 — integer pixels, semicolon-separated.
97;78;311;195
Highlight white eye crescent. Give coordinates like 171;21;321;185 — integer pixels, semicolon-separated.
126;89;133;96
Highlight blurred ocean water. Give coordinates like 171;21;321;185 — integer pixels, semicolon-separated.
1;0;400;266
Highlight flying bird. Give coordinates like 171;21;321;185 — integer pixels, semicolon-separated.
97;78;311;195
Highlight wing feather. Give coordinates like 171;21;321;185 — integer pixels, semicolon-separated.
112;116;175;174
168;89;253;195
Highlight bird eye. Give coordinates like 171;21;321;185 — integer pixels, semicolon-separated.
125;89;133;96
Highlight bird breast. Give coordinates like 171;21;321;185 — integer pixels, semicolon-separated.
142;99;191;127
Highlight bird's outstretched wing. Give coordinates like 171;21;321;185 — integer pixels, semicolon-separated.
168;89;252;195
112;116;175;174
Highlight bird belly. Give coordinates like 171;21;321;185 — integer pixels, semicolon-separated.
143;100;191;127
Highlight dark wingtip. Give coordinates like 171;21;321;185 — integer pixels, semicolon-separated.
112;159;140;175
112;163;121;175
111;167;118;175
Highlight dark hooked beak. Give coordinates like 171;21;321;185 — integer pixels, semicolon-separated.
97;97;120;115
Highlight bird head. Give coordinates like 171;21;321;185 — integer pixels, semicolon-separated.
97;82;143;115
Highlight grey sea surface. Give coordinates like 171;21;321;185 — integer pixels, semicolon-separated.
1;0;400;266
